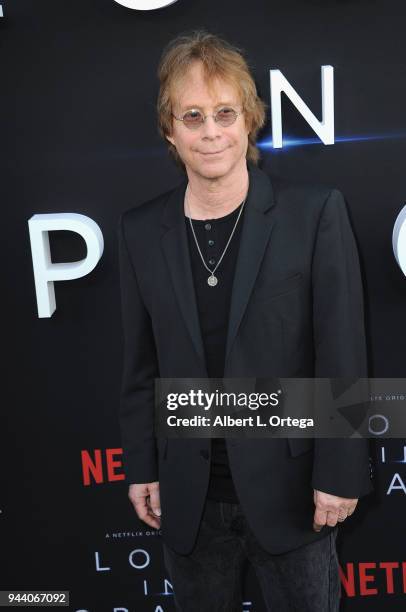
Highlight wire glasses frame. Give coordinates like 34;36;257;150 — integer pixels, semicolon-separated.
172;107;243;130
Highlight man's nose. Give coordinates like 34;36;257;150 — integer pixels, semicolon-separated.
200;115;222;138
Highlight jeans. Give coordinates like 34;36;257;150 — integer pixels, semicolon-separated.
163;498;341;612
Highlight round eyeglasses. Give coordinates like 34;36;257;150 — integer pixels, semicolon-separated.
172;107;243;130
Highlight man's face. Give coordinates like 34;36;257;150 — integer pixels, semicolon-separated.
166;61;250;180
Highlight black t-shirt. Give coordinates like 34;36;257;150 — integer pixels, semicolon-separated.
185;200;245;503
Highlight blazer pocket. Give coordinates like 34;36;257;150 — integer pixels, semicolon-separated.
253;272;303;302
287;437;314;457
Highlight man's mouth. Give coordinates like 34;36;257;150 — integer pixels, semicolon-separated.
200;149;225;155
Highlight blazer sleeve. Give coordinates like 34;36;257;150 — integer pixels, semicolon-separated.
311;189;373;499
117;211;159;485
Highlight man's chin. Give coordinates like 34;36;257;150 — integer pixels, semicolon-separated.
192;159;235;180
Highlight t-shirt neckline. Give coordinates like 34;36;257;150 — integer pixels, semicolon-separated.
185;201;244;225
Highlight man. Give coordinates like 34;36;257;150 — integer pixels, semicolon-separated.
117;31;373;611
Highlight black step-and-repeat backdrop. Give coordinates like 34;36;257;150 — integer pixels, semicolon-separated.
2;0;406;610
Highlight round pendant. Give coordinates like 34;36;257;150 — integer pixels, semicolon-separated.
207;274;218;287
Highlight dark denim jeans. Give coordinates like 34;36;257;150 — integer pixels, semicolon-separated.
163;498;341;612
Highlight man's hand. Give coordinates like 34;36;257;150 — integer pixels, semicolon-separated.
128;482;161;529
313;489;358;532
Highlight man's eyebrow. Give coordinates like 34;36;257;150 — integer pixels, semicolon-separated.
179;101;238;111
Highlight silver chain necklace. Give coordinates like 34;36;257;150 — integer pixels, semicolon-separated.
185;187;247;287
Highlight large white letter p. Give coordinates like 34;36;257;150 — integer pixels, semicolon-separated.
28;213;104;318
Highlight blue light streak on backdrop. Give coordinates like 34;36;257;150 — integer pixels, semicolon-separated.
258;132;406;150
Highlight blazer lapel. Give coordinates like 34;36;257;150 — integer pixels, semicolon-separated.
224;164;276;365
161;179;207;371
160;163;277;374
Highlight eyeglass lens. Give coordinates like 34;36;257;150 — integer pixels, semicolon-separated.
183;108;237;128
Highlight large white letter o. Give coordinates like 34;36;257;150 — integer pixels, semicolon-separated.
393;204;406;276
113;0;179;10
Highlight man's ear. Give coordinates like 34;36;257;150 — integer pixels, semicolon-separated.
166;133;175;147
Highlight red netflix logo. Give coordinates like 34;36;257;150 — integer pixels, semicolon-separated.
81;448;125;485
341;561;406;596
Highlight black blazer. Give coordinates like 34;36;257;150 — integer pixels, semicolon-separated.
117;161;373;555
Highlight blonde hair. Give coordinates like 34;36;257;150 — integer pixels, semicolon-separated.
157;30;267;170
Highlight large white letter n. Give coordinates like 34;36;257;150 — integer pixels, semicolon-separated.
270;65;334;148
28;213;104;318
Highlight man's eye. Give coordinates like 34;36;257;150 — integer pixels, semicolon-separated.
184;111;202;121
217;107;234;116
